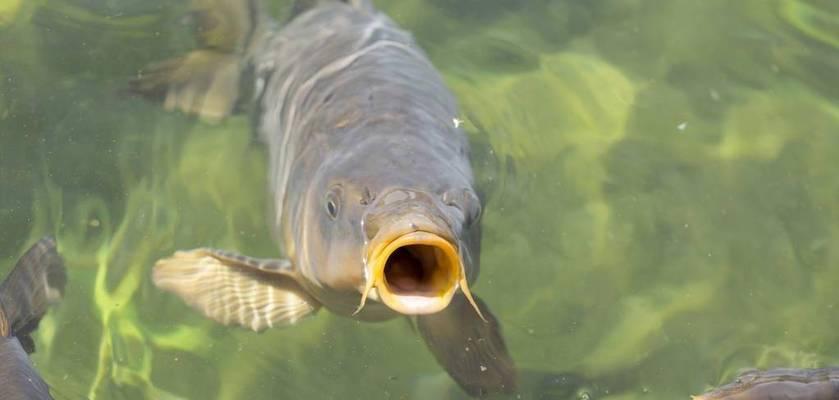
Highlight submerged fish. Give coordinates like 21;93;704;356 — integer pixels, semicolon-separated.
694;368;839;400
0;236;67;400
134;0;516;396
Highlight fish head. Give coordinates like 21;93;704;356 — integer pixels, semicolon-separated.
359;186;482;316
295;140;482;317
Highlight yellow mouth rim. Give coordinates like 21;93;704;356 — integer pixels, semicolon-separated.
353;231;486;320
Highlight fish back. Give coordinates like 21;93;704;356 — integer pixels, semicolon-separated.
254;3;466;233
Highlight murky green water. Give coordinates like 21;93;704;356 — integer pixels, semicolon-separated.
1;0;838;399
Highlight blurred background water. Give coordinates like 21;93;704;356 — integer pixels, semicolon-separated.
1;0;838;399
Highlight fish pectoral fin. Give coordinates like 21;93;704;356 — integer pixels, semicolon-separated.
416;294;517;397
186;0;260;52
0;236;66;344
128;0;262;122
152;248;320;332
129;50;243;122
189;247;296;275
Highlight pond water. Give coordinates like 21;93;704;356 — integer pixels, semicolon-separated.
1;0;838;399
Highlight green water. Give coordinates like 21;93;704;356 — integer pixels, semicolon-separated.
1;0;838;399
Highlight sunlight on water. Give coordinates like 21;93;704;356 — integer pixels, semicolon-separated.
1;0;838;399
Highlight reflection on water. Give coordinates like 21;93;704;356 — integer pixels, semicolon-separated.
1;0;838;398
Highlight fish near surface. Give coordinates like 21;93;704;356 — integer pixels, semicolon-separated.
0;236;67;400
693;368;839;400
133;0;517;396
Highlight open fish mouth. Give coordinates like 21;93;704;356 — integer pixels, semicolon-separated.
375;231;460;314
355;228;485;319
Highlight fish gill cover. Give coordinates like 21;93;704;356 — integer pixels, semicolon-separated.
0;0;838;399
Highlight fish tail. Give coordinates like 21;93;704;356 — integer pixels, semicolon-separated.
0;237;66;353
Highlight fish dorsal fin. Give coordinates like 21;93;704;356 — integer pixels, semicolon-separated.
0;236;66;344
152;248;320;331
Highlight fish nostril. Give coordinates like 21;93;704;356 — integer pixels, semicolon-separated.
360;186;375;206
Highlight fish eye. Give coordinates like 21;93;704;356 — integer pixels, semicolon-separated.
325;188;341;220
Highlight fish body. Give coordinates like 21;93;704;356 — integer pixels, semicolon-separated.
137;0;516;396
695;368;839;400
0;236;67;400
253;3;476;319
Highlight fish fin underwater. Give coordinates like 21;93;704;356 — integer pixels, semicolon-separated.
0;236;67;400
128;50;244;122
416;294;517;397
127;0;384;123
0;236;66;346
152;248;320;331
127;0;267;122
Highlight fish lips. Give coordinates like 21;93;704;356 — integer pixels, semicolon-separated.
367;229;461;315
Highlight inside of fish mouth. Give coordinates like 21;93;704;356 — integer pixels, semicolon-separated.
383;245;450;295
